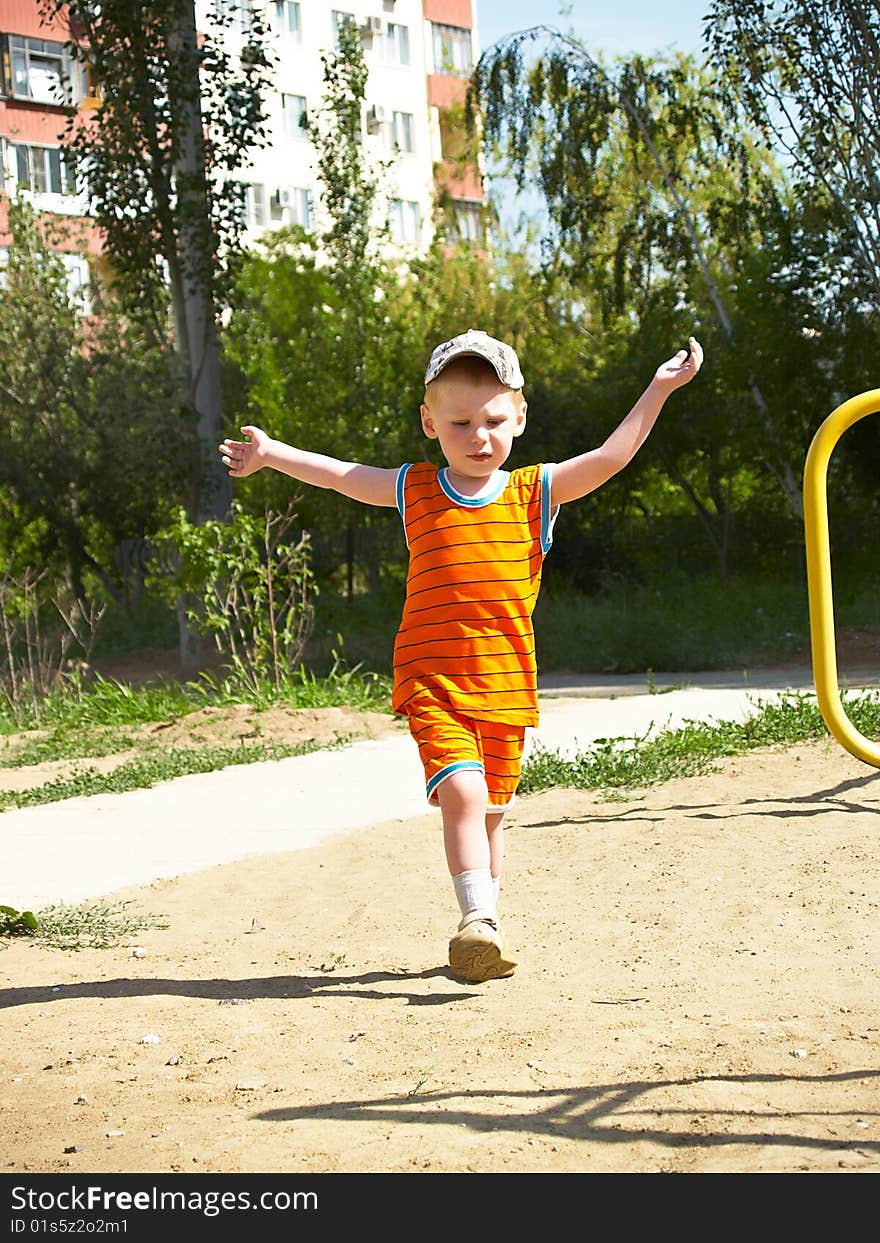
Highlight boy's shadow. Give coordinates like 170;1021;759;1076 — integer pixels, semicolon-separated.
0;966;478;1010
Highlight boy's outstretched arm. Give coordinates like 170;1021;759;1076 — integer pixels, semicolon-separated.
550;337;703;506
218;425;399;508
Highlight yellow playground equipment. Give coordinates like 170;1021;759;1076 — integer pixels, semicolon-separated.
803;389;880;768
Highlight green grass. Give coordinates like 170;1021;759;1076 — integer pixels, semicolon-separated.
0;658;392;737
0;736;346;812
534;571;879;674
0;727;141;768
2;572;877;811
533;578;804;673
519;689;880;796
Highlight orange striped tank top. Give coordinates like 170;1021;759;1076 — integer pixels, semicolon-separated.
391;462;556;726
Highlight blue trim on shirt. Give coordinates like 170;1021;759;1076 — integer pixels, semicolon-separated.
540;462;558;554
396;463;412;517
396;464;412;547
439;468;509;507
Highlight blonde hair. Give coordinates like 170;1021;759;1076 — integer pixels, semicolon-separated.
424;355;523;404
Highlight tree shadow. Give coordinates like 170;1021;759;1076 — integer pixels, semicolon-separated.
521;770;880;830
253;1067;880;1157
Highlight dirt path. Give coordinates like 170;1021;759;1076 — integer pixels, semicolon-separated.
2;732;879;1175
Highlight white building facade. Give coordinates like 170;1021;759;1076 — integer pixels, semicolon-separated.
200;0;485;254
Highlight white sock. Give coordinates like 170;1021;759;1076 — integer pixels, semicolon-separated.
493;874;501;906
452;868;496;925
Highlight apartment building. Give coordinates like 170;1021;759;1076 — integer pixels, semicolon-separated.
0;0;100;308
219;0;485;251
0;0;486;296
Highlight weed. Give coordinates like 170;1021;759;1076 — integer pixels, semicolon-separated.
407;1068;442;1097
0;900;167;951
0;904;38;936
315;951;348;973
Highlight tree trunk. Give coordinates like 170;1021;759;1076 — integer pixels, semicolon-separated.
169;0;232;673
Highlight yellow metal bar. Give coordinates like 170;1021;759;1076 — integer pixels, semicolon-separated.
803;389;880;767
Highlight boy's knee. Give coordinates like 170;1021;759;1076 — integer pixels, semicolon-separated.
437;767;489;812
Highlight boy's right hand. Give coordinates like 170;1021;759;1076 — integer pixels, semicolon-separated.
218;425;270;478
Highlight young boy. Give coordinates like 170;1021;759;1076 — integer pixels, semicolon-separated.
218;328;703;983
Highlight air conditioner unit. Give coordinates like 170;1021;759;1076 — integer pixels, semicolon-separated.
360;16;384;36
271;187;295;209
366;104;387;131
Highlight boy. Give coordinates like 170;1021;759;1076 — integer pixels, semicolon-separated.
219;328;703;983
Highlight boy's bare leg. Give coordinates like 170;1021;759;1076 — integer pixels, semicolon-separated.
436;768;492;875
437;771;516;981
486;810;505;880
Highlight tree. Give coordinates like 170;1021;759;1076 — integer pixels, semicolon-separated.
705;0;880;308
223;21;418;598
469;27;811;527
0;198;192;604
40;0;274;664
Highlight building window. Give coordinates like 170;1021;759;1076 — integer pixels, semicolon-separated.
432;24;472;76
9;35;85;105
0;245;92;314
271;186;312;231
271;1;301;38
291;187;312;231
383;22;410;65
392;111;414;154
231;180;267;230
15;144;75;196
60;252;92;315
452;201;483;244
245;183;267;229
214;0;254;30
332;10;357;47
390;199;420;244
282;93;309;137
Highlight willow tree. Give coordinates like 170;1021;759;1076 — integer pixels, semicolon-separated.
706;0;880;309
470;26;807;525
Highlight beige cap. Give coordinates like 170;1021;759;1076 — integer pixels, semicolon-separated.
424;329;524;389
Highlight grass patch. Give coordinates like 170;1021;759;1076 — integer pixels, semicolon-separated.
0;727;141;768
0;736;344;812
0;660;392;738
519;690;880;795
0;900;168;951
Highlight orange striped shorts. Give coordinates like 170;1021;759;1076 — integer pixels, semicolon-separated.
405;693;526;811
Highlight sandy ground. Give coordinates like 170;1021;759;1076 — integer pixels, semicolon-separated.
2;724;880;1176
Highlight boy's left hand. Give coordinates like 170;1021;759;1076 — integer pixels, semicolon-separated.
654;336;703;390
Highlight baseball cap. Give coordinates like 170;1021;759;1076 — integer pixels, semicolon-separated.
424;329;525;389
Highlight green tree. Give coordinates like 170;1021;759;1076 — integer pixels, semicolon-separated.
705;0;880;307
470;29;818;540
0;199;192;604
223;21;419;598
40;0;274;662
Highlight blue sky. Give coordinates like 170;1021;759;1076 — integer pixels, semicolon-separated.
475;0;711;61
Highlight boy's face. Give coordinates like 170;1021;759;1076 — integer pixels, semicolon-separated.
420;371;527;484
